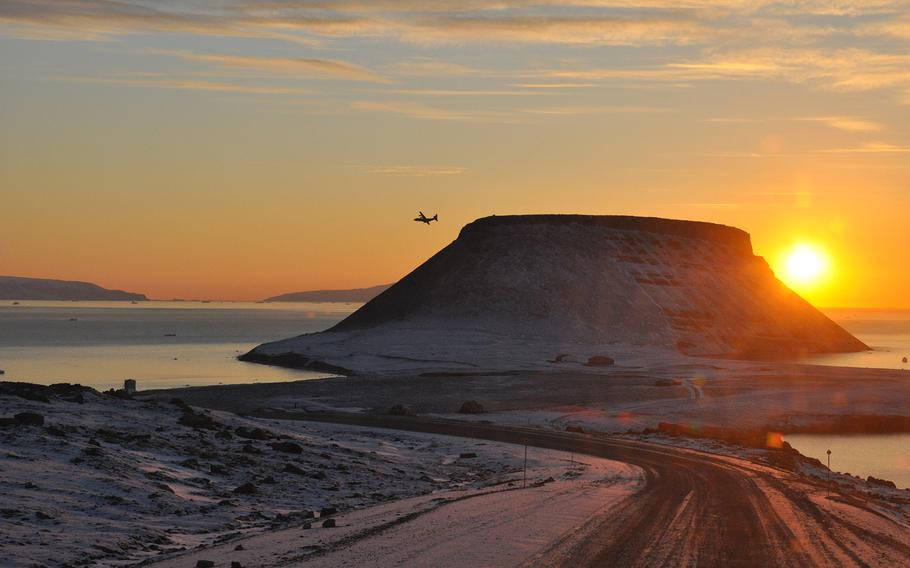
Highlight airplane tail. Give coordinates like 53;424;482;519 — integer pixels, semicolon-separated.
432;214;438;221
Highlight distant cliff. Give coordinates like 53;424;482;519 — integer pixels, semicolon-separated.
0;276;147;301
243;214;868;374
265;284;390;303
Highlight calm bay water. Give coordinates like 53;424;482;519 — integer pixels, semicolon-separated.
0;301;356;390
810;308;910;371
785;434;910;490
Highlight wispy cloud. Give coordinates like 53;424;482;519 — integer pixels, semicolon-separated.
522;105;667;115
362;165;467;176
796;116;884;132
819;142;910;153
351;100;515;122
158;51;385;82
56;74;313;95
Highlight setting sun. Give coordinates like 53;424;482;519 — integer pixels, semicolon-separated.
781;243;830;289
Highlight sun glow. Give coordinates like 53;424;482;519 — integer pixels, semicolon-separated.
781;243;830;289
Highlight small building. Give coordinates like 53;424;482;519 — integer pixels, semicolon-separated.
123;379;137;394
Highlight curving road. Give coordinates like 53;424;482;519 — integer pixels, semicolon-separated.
259;411;910;567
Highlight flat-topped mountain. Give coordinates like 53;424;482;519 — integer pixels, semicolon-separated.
265;284;390;303
243;215;867;374
0;275;147;301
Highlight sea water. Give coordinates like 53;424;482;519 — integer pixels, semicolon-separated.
785;434;910;490
809;308;910;371
0;300;356;390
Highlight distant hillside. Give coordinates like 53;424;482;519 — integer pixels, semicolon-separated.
0;276;147;301
265;284;391;303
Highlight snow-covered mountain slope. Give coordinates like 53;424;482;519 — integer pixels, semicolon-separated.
243;215;867;374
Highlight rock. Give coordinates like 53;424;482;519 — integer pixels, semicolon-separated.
459;452;477;459
458;400;485;414
585;355;614;367
44;426;66;438
387;404;415;417
235;426;273;440
866;476;897;489
321;518;336;528
14;412;44;426
270;441;303;454
233;482;257;495
320;506;337;517
903;357;908;364
302;521;312;529
231;562;244;568
0;417;16;427
241;443;260;455
309;471;327;480
178;410;219;430
284;463;305;475
655;379;682;387
565;425;585;433
234;544;245;551
210;464;228;475
34;511;54;520
195;561;215;568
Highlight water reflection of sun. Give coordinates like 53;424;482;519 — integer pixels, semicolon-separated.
779;243;830;290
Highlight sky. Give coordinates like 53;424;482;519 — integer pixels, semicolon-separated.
1;1;909;306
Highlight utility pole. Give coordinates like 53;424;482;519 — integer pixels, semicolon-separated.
523;438;528;488
826;449;832;497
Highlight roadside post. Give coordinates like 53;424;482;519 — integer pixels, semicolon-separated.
826;449;832;497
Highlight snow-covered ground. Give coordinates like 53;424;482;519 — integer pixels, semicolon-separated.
147;452;640;568
0;387;640;567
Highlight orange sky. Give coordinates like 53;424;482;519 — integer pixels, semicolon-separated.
1;2;908;306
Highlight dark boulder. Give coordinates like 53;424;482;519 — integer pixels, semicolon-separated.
585;355;614;367
387;404;415;417
565;425;585;433
178;410;219;430
320;506;337;517
235;426;273;440
284;463;305;475
270;441;303;454
458;400;485;414
233;482;257;495
14;412;44;426
321;518;336;528
195;561;215;568
210;464;228;475
459;452;477;459
867;476;897;489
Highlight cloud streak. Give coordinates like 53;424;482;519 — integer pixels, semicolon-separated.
159;51;384;82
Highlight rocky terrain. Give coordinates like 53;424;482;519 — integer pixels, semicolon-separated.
243;215;867;375
0;382;546;567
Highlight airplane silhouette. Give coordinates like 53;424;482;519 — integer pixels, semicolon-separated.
414;211;438;225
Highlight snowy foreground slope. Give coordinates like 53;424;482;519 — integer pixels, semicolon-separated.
243;215;866;374
1;387;636;567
